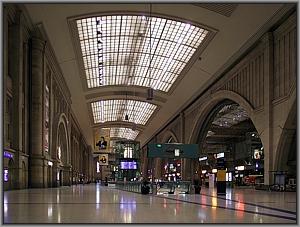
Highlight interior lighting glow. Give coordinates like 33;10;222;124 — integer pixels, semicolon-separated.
91;99;157;125
199;156;207;161
201;170;207;174
235;166;245;171
96;161;100;173
212;169;218;173
76;15;209;92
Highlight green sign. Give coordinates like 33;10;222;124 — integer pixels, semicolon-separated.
147;143;199;158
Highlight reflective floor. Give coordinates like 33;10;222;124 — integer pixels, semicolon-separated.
3;183;296;224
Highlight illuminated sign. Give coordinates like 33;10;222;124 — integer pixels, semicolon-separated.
216;152;224;159
235;166;245;171
174;149;180;157
199;157;207;162
4;169;8;182
4;151;13;159
226;172;232;182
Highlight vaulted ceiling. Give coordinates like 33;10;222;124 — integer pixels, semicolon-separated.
23;3;285;148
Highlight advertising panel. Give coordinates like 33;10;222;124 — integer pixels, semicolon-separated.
94;128;110;152
99;154;109;166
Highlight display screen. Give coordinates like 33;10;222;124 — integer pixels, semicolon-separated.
120;160;137;170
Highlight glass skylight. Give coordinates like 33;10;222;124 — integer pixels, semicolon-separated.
110;127;139;140
91;99;157;125
76;15;209;92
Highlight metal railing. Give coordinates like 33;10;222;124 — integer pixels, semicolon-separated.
114;181;192;195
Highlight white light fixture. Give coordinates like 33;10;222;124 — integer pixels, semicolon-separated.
216;152;224;159
202;170;207;174
48;161;53;166
235;166;245;171
199;156;208;161
212;169;217;173
76;15;209;92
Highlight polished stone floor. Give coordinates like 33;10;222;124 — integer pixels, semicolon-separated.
3;183;296;224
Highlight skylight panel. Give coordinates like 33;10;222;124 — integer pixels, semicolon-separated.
76;15;209;92
91;99;157;125
109;127;139;140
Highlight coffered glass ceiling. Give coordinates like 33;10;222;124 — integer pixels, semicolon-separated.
212;104;249;128
91;99;157;125
76;15;209;92
110;127;139;140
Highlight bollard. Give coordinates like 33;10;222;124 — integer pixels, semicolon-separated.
152;183;157;195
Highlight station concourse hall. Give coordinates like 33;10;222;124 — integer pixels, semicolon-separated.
1;2;298;224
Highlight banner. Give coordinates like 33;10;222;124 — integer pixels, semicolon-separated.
94;128;110;152
99;154;108;166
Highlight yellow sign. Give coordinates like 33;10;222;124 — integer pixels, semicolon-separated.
217;170;226;181
99;154;108;166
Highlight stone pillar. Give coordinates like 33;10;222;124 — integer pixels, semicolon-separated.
180;112;191;181
154;158;162;180
262;32;274;186
29;33;47;188
9;12;24;189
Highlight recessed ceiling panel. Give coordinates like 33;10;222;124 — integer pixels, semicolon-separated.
91;99;157;125
76;15;209;92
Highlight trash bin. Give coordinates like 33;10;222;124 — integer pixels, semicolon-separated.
141;180;150;195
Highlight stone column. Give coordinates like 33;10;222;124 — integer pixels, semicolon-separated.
261;32;274;186
180;112;192;181
29;32;47;188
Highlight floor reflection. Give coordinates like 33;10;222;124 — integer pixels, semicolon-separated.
120;196;136;223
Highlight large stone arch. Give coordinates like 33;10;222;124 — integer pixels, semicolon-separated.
274;98;296;175
188;90;255;144
183;90;259;181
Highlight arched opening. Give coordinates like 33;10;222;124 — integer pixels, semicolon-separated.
56;120;69;187
196;100;264;188
57;123;68;164
274;100;296;190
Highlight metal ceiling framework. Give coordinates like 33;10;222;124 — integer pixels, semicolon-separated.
76;15;209;91
75;13;210;141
